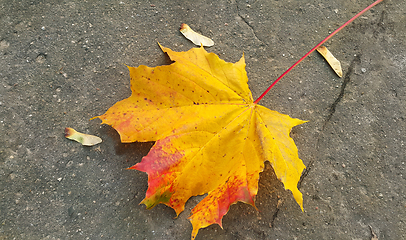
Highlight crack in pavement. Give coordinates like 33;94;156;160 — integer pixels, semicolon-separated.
235;1;268;46
298;55;361;188
373;10;390;38
269;207;280;228
323;55;361;129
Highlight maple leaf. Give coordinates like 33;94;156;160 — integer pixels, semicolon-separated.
93;44;306;239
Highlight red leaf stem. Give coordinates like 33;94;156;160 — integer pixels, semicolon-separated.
254;0;384;104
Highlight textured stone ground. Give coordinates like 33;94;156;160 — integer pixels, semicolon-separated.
1;1;405;239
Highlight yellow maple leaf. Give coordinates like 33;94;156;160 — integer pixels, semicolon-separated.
92;44;306;239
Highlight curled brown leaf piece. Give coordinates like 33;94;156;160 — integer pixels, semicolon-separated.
316;45;343;78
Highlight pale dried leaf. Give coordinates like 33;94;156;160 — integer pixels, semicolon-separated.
65;127;102;146
180;23;214;47
316;45;343;77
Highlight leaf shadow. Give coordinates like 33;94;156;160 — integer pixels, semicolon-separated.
156;51;174;66
197;162;284;239
142;49;174;68
100;125;154;165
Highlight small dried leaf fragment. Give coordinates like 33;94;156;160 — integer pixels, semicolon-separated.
316;45;343;77
65;127;102;146
180;23;214;47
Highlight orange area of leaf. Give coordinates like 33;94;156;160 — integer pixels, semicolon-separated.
93;44;306;239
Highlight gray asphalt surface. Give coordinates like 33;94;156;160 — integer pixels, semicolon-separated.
1;1;405;239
